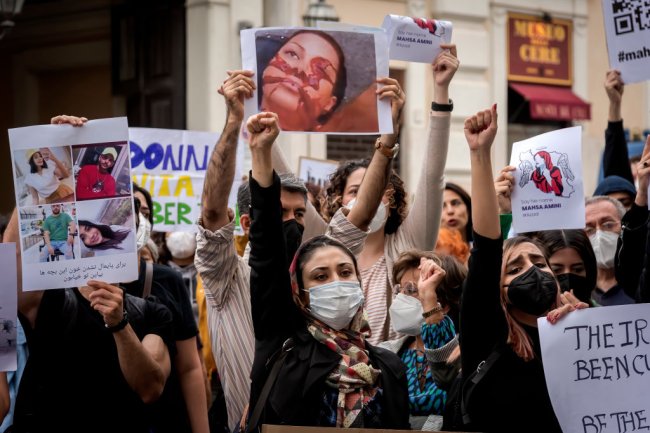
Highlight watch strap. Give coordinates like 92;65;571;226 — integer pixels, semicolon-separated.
375;138;399;159
431;99;453;112
422;302;443;318
105;309;129;332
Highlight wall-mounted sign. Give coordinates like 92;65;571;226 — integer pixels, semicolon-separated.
507;13;573;86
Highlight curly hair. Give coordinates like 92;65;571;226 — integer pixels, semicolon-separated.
321;158;408;235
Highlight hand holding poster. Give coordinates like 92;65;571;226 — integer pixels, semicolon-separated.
381;14;452;63
510;126;585;233
9;118;138;290
241;27;392;134
539;304;650;433
602;0;650;84
0;243;18;372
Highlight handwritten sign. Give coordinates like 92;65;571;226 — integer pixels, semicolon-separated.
129;128;243;232
602;0;650;84
539;304;650;433
381;14;452;64
0;243;17;372
510;126;585;233
9;118;138;290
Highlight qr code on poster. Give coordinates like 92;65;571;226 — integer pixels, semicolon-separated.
611;0;650;35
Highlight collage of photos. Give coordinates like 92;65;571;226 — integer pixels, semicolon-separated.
10;134;138;290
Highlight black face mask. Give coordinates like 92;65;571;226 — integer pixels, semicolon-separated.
506;265;558;316
283;219;304;264
556;273;593;304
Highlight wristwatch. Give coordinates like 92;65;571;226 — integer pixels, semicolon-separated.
105;309;129;333
431;99;454;112
375;138;400;159
422;302;443;319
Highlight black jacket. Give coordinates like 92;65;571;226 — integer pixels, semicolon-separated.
247;171;410;430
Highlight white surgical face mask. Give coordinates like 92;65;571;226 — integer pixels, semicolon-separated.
136;213;151;252
346;198;387;233
389;293;424;336
589;230;619;269
307;280;364;331
166;231;197;259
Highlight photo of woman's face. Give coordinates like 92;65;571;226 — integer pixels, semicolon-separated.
261;32;341;131
32;152;44;167
79;225;103;246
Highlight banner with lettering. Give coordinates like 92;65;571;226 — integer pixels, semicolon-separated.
129;128;244;232
602;0;650;84
510;126;585;233
539;304;650;433
381;14;452;64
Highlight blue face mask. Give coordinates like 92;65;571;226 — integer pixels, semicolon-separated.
306;280;364;330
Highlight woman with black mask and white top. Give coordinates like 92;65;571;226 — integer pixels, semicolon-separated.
458;105;588;432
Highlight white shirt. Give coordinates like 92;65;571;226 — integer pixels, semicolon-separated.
24;165;59;197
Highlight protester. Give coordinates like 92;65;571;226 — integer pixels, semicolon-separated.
23;148;74;205
41;203;75;262
75;146;118;200
441;183;472;246
246;111;409;430
133;182;154;226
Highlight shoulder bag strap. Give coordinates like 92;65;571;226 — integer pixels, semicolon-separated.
143;262;154;298
245;338;294;433
461;346;502;425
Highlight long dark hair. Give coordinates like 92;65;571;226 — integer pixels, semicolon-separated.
29;152;47;173
445;182;473;243
132;182;154;226
294;235;360;293
78;220;129;250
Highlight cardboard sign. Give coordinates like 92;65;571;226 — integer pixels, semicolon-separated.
602;0;650;84
381;14;452;64
241;27;392;134
298;156;338;189
129;127;243;232
0;243;18;372
9;118;138;290
539;304;650;433
510;126;585;233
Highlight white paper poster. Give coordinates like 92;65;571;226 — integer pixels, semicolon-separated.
298;156;339;189
9;118;138;290
510;126;585;233
0;243;18;372
539;304;650;433
129;128;243;232
601;0;650;84
381;14;452;64
241;26;392;134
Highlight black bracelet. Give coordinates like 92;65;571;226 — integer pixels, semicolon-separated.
431;99;453;112
105;309;129;333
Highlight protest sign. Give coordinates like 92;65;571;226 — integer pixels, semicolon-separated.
129;128;243;232
9;117;138;290
510;126;585;233
241;26;392;134
601;0;650;84
381;14;452;63
0;243;17;372
298;156;338;189
539;304;650;433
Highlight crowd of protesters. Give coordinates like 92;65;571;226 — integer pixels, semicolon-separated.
2;35;650;433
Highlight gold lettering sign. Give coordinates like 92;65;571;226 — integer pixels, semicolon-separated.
508;13;572;86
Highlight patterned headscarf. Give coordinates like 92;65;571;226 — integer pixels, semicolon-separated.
289;243;381;427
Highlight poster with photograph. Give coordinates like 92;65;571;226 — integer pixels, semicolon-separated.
0;243;18;372
298;156;338;189
602;0;650;84
9;118;138;291
129;127;244;232
539;304;650;433
510;126;585;233
241;26;392;134
382;14;453;63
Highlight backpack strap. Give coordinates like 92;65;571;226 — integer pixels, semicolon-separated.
245;338;294;433
143;262;154;298
461;346;503;425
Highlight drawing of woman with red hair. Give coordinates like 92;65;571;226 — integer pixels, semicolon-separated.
531;150;563;196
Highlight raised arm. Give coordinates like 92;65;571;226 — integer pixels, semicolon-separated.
630;137;650;301
43;147;70;179
397;44;457;250
201;70;255;232
603;70;634;183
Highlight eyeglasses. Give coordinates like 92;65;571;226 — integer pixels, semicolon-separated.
585;220;620;237
393;281;418;296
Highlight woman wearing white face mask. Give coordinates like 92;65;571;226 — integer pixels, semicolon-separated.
246;112;410;431
379;251;463;430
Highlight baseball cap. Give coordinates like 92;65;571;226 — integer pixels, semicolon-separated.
101;147;118;160
25;149;38;160
593;175;636;198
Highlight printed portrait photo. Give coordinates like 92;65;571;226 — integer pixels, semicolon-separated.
72;142;131;201
13;146;75;207
252;28;380;133
18;203;81;264
75;197;136;258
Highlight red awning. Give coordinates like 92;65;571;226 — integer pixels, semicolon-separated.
509;83;591;121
